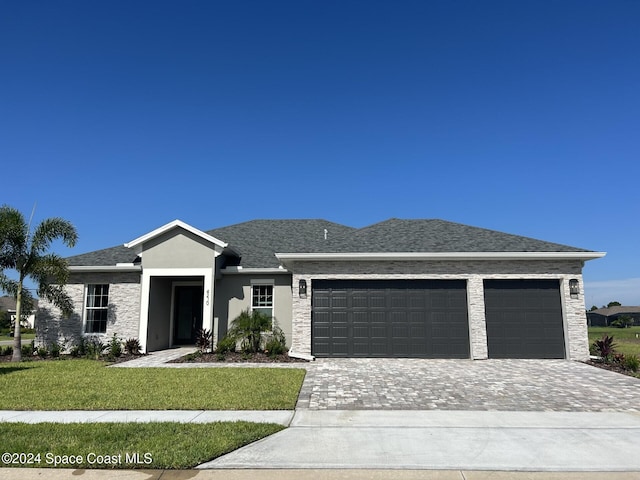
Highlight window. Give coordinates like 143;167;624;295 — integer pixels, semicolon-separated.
252;284;273;319
85;284;109;334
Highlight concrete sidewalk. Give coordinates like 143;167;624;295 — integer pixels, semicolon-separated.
0;409;293;425
3;469;640;480
201;410;640;471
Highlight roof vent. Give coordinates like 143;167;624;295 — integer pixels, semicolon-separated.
324;228;328;240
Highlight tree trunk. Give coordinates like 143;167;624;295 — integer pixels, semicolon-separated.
11;281;23;362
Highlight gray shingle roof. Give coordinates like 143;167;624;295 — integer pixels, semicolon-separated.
67;218;594;268
67;245;139;266
588;306;640;316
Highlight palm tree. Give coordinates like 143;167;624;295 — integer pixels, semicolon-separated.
0;205;78;362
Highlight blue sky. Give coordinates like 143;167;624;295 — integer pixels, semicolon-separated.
1;0;638;307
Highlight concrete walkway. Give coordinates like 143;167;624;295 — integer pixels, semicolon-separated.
0;409;293;425
200;410;640;471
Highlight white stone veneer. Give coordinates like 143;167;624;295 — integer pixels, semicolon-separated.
290;259;589;361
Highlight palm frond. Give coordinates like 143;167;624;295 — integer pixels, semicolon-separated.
31;217;78;253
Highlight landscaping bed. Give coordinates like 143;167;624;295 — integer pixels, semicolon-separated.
170;350;308;363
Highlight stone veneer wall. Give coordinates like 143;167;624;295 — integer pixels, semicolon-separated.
36;272;141;349
290;259;589;361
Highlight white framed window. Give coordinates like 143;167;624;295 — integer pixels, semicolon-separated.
251;283;274;319
84;284;109;334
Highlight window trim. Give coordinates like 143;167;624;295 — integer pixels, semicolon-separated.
250;280;275;326
83;283;110;335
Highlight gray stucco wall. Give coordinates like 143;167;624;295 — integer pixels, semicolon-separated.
289;259;589;361
214;274;292;347
141;228;219;269
36;272;141;349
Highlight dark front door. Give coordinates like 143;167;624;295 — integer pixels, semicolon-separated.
173;285;203;344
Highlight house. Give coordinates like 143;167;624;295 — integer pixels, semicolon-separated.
0;295;37;329
587;306;640;327
36;218;605;361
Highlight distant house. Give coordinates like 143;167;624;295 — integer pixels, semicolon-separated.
0;296;38;329
587;306;640;327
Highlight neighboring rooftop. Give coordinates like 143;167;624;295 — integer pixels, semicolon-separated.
66;218;598;268
588;306;640;316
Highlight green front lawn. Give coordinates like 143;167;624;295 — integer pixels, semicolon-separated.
0;360;306;410
0;332;35;340
588;326;640;356
0;422;284;469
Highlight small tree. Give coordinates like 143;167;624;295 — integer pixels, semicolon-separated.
227;309;272;353
0;205;78;362
607;301;622;308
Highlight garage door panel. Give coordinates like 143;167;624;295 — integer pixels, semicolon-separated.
484;280;565;359
312;279;469;358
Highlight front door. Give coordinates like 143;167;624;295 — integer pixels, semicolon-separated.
173;285;203;344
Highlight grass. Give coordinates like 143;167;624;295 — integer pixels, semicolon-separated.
0;332;35;340
0;360;306;410
0;422;284;469
588;326;640;357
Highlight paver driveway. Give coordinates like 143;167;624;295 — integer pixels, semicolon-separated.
296;358;640;411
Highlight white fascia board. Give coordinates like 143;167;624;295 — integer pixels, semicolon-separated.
221;266;290;274
123;219;228;250
68;265;142;272
275;251;607;262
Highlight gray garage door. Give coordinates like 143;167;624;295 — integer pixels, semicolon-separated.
484;280;565;359
312;279;469;358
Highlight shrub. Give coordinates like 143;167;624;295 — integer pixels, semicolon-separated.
108;334;122;359
85;336;106;360
70;337;87;358
2;346;12;356
37;346;48;358
49;342;62;358
611;315;634;328
625;354;640;372
195;328;213;353
216;335;237;355
227;309;272;353
265;321;287;357
592;335;617;361
124;338;142;356
21;341;34;357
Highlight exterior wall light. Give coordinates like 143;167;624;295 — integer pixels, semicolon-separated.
299;279;307;298
569;279;579;299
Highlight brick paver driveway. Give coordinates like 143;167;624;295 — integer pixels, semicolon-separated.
296;358;640;411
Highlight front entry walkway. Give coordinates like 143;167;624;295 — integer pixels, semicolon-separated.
111;347;198;367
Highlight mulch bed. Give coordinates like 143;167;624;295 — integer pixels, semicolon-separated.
586;359;640;379
0;353;146;364
169;351;309;363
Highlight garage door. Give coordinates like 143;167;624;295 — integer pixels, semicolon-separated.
312;279;469;358
484;280;565;359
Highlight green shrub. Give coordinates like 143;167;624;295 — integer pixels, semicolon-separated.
611;315;634;328
624;354;640;372
108;334;122;358
70;337;87;358
265;321;287;357
227;309;271;353
216;335;237;355
124;337;141;356
85;336;106;360
21;341;34;357
37;346;48;358
2;346;12;356
195;328;212;353
49;342;62;358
